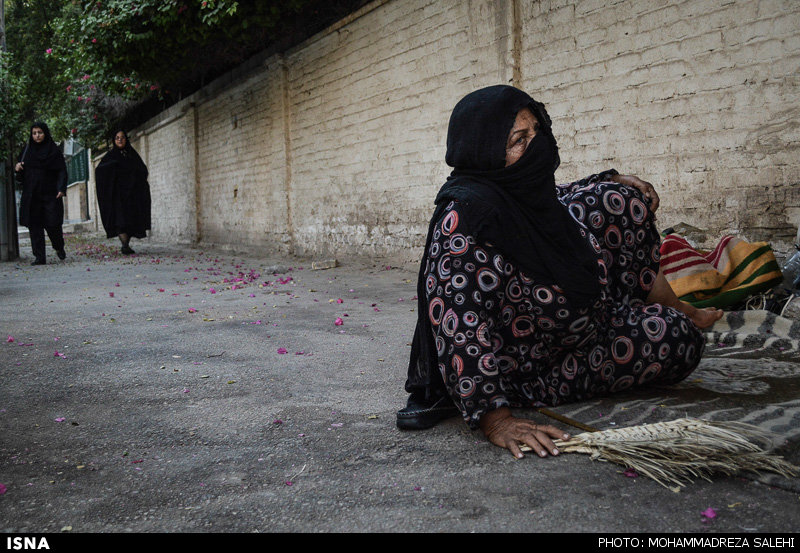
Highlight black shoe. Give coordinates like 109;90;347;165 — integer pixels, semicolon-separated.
121;245;135;255
56;249;66;260
31;259;45;266
396;394;459;430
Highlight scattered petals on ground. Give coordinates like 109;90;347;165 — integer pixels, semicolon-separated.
701;508;717;520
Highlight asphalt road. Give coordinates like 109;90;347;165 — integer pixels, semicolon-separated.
1;232;798;535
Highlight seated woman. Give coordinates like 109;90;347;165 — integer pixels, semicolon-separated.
397;85;723;459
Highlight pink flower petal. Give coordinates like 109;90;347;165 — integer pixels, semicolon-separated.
701;508;717;519
6;336;13;343
334;317;344;326
55;417;65;422
0;483;6;494
623;468;638;478
277;347;288;354
188;308;197;313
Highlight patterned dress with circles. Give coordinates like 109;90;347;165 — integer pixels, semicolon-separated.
426;172;705;429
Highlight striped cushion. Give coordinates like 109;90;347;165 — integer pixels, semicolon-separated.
660;234;784;308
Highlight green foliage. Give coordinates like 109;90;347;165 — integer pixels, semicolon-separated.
61;0;315;96
0;51;26;164
3;0;357;153
3;0;69;155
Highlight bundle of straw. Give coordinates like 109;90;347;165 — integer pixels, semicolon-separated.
521;418;798;489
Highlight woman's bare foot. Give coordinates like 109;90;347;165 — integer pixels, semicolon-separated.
645;268;724;328
676;302;724;329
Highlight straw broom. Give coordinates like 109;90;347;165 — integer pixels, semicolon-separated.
520;417;799;489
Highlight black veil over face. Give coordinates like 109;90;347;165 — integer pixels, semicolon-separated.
440;84;599;305
406;85;600;399
445;85;558;172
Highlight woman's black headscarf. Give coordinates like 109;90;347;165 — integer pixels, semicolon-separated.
102;129;148;174
405;85;601;399
19;122;65;171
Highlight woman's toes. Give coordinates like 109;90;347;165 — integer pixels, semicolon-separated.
692;308;723;329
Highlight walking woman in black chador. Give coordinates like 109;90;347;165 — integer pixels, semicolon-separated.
15;122;68;265
95;129;151;255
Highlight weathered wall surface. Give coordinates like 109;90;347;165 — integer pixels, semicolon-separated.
522;0;800;246
116;0;800;259
283;0;515;256
137;112;197;244
194;57;290;250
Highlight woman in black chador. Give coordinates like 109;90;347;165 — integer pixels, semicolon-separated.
95;129;151;254
15;122;68;265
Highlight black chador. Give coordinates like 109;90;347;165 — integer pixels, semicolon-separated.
95;130;151;254
16;122;67;265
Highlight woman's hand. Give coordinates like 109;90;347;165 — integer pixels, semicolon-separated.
611;174;660;212
56;192;64;199
14;162;23;172
479;407;570;459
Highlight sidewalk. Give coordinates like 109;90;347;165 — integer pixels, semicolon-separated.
1;232;798;533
